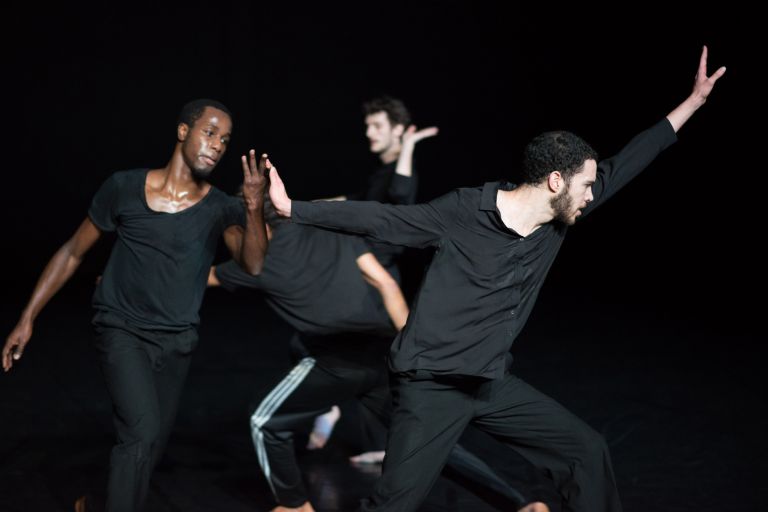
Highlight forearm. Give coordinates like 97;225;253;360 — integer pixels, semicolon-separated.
21;244;83;323
293;200;442;249
395;142;415;178
586;119;677;215
239;208;268;275
294;200;391;238
666;92;709;133
377;280;409;330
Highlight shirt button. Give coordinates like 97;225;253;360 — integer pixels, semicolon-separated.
509;310;516;316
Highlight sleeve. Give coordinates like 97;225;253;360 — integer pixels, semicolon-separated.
348;234;371;258
582;118;677;218
388;173;418;204
87;173;120;232
292;189;460;249
214;259;262;292
221;194;247;227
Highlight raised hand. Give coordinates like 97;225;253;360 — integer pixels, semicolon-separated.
241;150;269;211
692;45;726;104
666;45;726;132
402;125;439;147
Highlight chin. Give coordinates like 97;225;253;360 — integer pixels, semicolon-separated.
191;167;214;180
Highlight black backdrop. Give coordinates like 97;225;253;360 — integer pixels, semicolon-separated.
3;3;759;334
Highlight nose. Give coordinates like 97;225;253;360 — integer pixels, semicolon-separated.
585;187;594;203
366;125;376;139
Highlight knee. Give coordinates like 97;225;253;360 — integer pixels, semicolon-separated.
250;409;275;439
119;415;163;457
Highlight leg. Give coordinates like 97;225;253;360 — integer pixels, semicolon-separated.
94;322;196;512
146;328;197;473
349;419;387;465
350;364;392;465
94;327;161;512
251;355;387;508
473;374;621;512
448;425;561;511
360;374;474;512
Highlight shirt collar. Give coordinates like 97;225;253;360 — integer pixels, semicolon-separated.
480;181;517;211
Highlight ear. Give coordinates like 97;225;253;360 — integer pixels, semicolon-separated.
392;123;406;138
177;123;189;142
547;171;563;193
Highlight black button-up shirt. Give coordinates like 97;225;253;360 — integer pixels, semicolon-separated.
293;119;676;379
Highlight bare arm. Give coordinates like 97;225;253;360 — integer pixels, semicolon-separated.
225;150;269;275
667;45;726;132
356;253;409;330
3;217;102;371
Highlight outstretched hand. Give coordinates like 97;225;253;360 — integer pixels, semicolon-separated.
241;150;269;212
692;45;726;104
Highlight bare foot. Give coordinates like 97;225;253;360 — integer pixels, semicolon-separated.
349;450;385;464
518;502;550;512
306;405;341;450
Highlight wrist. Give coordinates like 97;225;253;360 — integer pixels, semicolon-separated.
243;197;264;212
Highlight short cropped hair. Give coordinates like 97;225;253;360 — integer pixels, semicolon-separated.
177;98;232;128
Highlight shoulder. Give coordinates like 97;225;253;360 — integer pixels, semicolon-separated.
92;169;147;197
101;168;147;187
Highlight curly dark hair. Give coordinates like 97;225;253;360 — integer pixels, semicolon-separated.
177;98;232;129
520;131;598;185
362;96;411;127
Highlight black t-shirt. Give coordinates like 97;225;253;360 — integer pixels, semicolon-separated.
89;169;245;330
215;222;396;338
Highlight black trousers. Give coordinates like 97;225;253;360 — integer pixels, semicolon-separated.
251;333;559;510
93;312;197;512
251;333;392;508
360;372;621;512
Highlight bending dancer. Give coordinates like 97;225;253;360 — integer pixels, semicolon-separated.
3;99;269;512
267;48;725;511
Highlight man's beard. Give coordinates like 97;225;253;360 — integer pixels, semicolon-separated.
550;187;575;225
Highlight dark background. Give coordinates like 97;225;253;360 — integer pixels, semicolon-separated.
1;3;764;511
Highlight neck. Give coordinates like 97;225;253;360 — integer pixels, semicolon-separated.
158;147;207;194
378;142;401;164
496;185;554;237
